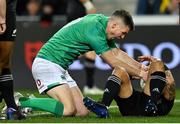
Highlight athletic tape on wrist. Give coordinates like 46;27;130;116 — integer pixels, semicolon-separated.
83;1;95;11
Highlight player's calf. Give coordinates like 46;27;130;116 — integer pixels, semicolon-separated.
101;66;129;106
150;71;166;104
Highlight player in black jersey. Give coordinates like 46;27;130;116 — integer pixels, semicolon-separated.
84;56;175;117
0;0;25;120
114;56;175;116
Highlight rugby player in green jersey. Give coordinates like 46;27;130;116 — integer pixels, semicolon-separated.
28;10;148;117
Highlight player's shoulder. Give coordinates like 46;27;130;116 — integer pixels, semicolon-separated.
83;14;108;27
84;14;107;20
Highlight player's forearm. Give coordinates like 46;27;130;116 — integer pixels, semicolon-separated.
0;0;6;23
114;49;143;77
101;48;147;79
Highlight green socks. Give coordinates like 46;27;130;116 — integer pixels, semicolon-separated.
19;97;64;116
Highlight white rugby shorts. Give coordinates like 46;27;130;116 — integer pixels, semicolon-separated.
32;58;77;94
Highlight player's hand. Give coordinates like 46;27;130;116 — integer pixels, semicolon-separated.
138;55;160;62
0;23;6;35
139;70;148;81
139;64;149;81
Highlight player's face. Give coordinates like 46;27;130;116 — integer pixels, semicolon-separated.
107;19;130;40
111;23;129;40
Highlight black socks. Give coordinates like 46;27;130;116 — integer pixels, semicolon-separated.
0;68;18;110
84;58;95;88
101;75;121;107
150;71;166;104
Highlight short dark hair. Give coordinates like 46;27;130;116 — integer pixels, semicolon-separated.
112;10;135;31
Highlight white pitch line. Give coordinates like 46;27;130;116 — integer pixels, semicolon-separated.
28;112;51;117
175;99;180;102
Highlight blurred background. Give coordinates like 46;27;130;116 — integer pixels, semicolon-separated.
13;0;179;91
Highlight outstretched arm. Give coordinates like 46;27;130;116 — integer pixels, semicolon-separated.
101;48;148;80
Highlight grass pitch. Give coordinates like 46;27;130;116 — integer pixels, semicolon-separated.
1;89;180;123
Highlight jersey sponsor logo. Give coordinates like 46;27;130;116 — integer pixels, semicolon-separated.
12;29;17;37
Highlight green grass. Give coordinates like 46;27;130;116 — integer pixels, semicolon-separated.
1;89;180;123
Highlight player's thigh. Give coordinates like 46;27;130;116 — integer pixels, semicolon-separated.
112;66;133;98
47;84;74;104
32;58;76;93
64;71;88;116
70;86;89;116
0;42;14;68
119;82;133;98
143;61;165;95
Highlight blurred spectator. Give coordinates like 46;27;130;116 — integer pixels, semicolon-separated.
136;0;179;15
159;0;179;14
26;0;41;16
136;0;162;14
16;0;67;16
40;1;55;27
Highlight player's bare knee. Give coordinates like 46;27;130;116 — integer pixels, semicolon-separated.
149;61;164;73
112;66;128;79
64;104;77;116
151;60;164;67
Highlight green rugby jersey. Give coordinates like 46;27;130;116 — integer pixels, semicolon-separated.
37;14;117;70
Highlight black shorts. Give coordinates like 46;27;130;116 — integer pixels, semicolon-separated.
0;10;16;41
115;90;174;116
66;0;86;22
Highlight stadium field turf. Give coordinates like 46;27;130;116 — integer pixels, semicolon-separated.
1;89;180;123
